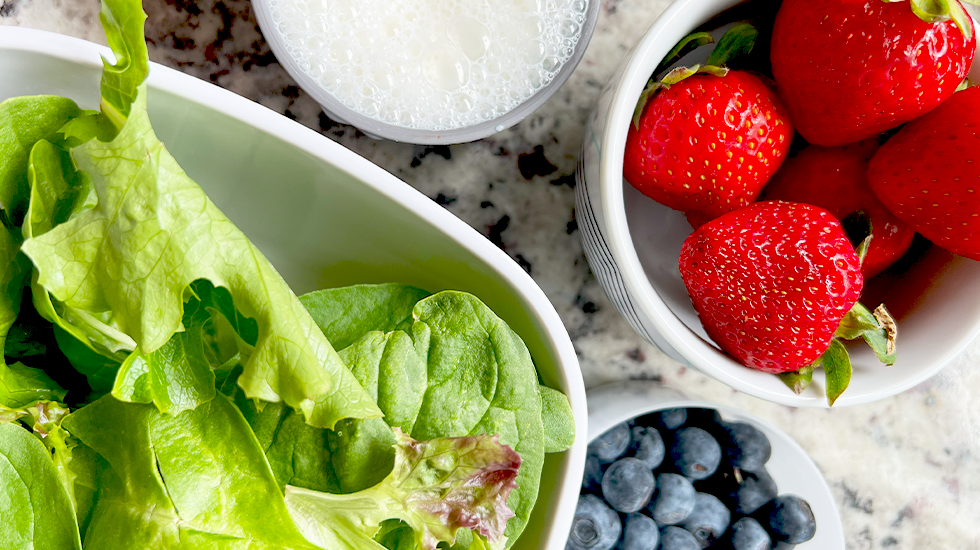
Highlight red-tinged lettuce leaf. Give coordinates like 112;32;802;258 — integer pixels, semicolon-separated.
285;429;521;550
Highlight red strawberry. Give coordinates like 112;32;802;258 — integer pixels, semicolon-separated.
762;140;916;278
679;201;897;403
625;25;794;222
868;86;980;260
770;0;975;147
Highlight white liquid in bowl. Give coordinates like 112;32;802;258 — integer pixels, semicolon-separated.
268;0;589;131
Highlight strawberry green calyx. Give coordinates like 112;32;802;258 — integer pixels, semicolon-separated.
705;23;760;67
885;0;976;41
778;365;814;395
633;23;761;128
780;302;897;405
655;31;714;75
835;303;897;364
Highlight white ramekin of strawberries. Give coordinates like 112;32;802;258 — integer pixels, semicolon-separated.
575;0;980;407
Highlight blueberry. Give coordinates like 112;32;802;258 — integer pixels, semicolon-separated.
729;517;772;550
620;513;660;550
628;426;666;470
648;473;696;525
760;495;816;544
636;408;688;431
601;457;656;513
669;427;722;480
731;468;778;515
566;494;621;550
583;454;604;493
679;492;730;548
720;422;772;472
589;423;631;464
659;526;700;550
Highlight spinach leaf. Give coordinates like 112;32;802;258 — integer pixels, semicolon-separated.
230;388;342;495
63;394;321;549
0;423;82;550
539;385;575;453
21;0;381;429
299;283;430;350
329;329;428;492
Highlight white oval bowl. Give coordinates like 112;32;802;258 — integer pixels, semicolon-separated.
575;0;980;407
0;26;587;550
583;380;845;548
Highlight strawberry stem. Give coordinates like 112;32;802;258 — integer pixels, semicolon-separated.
705;23;760;67
899;0;974;41
655;31;715;75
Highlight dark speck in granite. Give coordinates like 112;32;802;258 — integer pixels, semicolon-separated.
881;536;900;547
410;145;452;168
480;201;494;209
839;482;874;514
487;215;511;250
566;218;578;235
515;254;533;274
517;145;558;180
550;172;577;188
0;1;17;17
433;193;457;207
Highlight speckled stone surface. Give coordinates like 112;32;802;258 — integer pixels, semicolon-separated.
3;0;980;547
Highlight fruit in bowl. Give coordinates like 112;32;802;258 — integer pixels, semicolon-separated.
621;0;980;404
571;404;818;549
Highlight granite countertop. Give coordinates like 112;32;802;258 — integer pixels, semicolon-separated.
3;0;979;547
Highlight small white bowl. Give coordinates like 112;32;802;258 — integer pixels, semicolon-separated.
575;0;980;407
0;26;587;550
251;0;600;144
584;380;845;548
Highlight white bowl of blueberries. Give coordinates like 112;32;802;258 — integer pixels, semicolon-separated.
567;381;845;549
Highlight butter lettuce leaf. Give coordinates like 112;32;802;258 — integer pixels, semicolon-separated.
23;92;381;428
0;423;82;550
63;394;321;549
0;362;66;407
22;0;379;428
0;95;83;223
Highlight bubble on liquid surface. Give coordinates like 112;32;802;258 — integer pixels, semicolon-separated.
271;0;589;130
421;42;469;90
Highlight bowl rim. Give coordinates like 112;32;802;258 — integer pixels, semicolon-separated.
0;25;588;549
251;0;602;145
584;380;846;548
594;0;980;407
